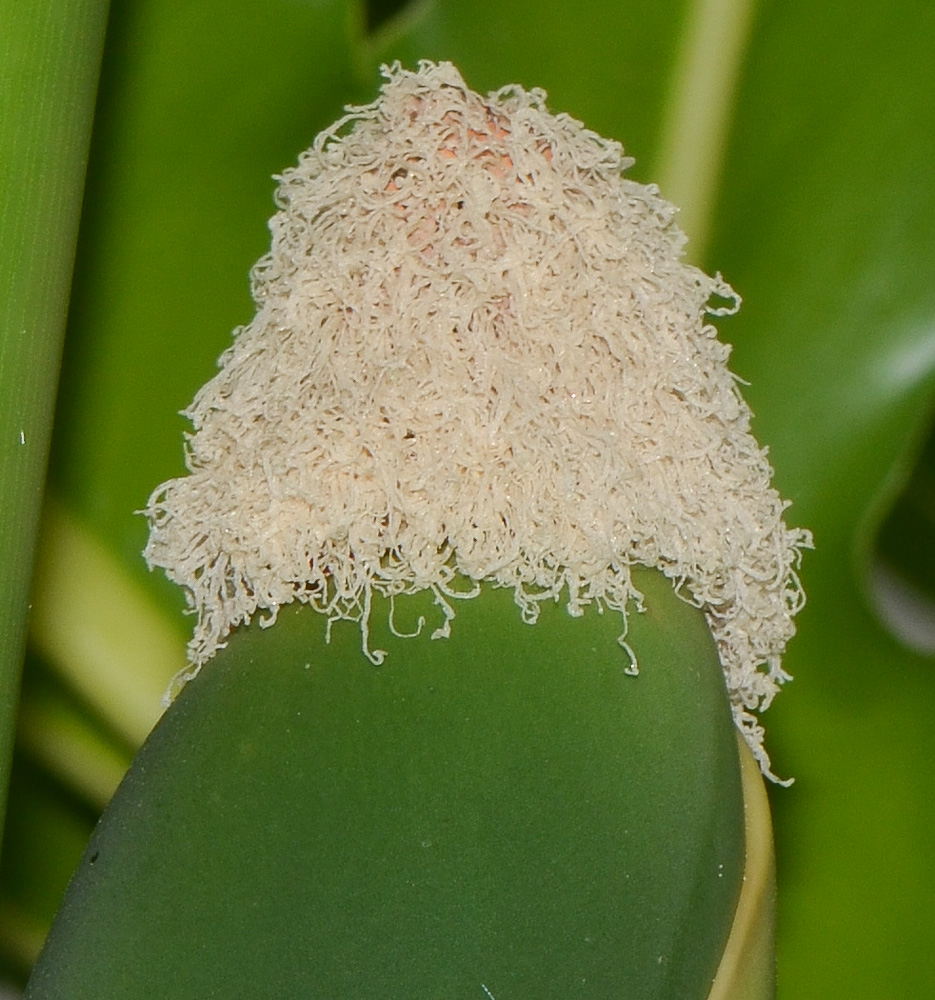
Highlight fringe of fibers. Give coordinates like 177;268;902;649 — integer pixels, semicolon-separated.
144;61;811;778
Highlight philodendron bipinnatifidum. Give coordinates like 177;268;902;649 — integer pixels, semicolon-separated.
26;62;810;1000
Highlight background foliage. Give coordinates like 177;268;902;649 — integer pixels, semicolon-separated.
2;0;934;996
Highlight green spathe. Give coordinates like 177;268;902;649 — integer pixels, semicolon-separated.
26;570;743;1000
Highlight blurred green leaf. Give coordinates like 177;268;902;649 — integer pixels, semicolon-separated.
0;757;96;984
15;662;131;812
706;2;935;996
29;498;184;746
876;425;935;631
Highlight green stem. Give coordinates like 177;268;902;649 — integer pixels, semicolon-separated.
653;0;756;261
0;0;110;831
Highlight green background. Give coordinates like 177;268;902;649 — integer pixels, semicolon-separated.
2;0;934;997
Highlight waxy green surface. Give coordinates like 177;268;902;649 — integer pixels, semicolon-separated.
27;573;743;1000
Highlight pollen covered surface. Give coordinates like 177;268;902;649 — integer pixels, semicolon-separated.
144;61;810;773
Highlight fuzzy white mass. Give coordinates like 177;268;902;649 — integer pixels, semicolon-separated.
144;61;811;775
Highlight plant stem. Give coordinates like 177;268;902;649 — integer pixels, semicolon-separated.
0;0;111;831
653;0;756;261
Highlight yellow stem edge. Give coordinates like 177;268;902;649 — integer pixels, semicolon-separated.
707;733;777;1000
